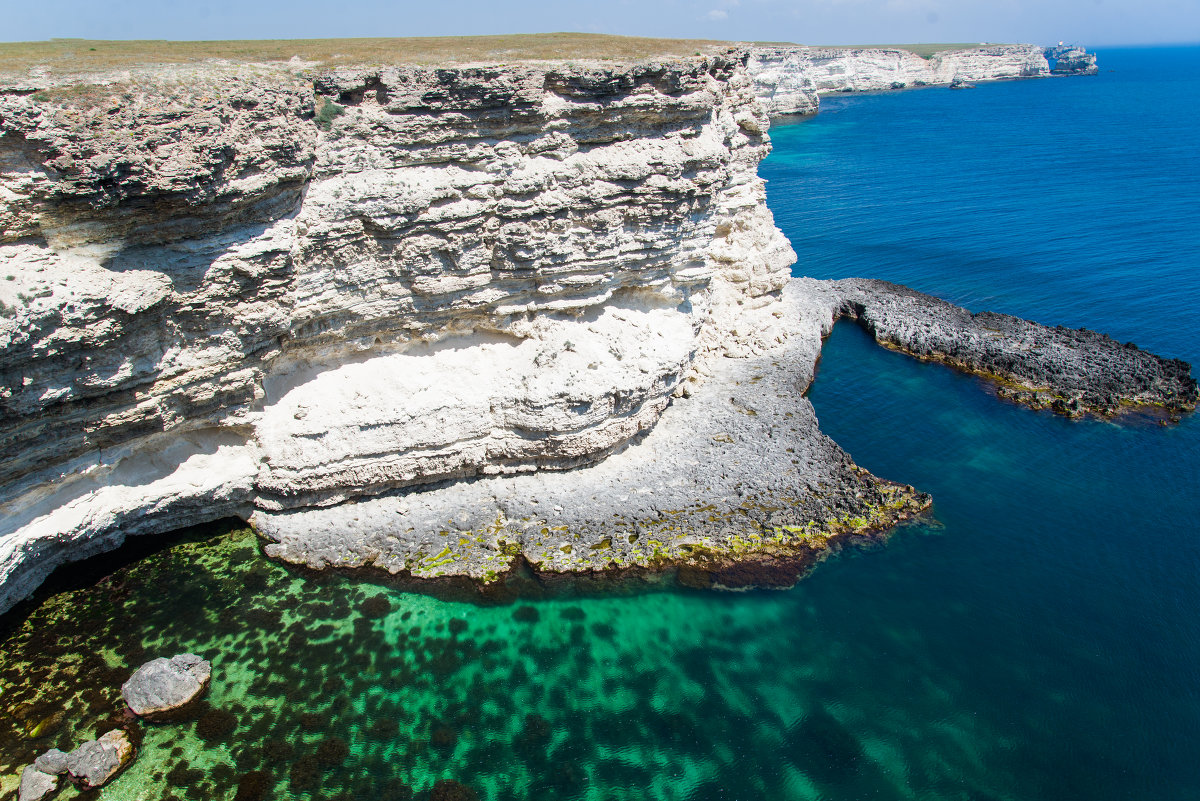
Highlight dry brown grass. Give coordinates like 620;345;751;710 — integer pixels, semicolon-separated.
0;35;1023;77
0;33;737;75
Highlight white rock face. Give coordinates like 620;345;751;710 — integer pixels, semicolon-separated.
747;44;1052;115
17;765;57;801
0;55;795;611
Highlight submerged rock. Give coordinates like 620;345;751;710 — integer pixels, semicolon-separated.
429;779;480;801
122;653;211;718
65;729;135;788
18;765;58;801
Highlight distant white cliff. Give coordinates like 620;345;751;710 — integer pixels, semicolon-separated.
746;43;1088;116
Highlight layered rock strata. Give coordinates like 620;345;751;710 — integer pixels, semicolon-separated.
253;277;1196;586
748;44;1061;115
255;279;934;591
0;53;792;612
0;46;1183;613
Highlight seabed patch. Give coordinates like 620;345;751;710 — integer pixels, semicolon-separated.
0;519;935;801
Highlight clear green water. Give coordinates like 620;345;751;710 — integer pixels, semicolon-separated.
3;47;1199;801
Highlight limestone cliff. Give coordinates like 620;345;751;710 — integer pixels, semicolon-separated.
0;41;1180;613
747;44;1056;115
0;53;796;610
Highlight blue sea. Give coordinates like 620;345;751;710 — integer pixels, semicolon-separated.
1;46;1197;801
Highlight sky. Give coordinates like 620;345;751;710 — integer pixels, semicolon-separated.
4;0;1199;47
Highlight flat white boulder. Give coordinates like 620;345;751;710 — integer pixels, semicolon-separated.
65;729;134;788
18;765;58;801
121;653;211;718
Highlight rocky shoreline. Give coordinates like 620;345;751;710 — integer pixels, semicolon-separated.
0;40;1182;615
252;277;1194;591
837;279;1198;420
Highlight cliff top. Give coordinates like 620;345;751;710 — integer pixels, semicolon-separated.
0;34;1027;77
0;33;734;76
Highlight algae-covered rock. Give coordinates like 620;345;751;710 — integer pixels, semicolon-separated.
122;653;211;718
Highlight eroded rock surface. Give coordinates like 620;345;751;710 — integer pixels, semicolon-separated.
836;279;1198;418
1048;45;1100;75
32;749;68;776
0;53;795;611
122;653;211;718
254;279;932;589
17;765;57;801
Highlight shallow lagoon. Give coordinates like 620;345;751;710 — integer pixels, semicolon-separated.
3;46;1199;801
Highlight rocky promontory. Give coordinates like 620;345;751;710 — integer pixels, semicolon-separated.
1047;45;1100;75
837;280;1197;418
0;35;1181;612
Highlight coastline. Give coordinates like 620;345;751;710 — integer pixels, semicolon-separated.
0;36;1168;618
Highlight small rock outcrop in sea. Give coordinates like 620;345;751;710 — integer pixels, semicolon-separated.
64;729;135;788
33;749;68;776
835;279;1198;418
122;653;212;718
19;747;70;799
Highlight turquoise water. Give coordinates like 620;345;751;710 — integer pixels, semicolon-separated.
2;47;1199;801
764;45;1200;799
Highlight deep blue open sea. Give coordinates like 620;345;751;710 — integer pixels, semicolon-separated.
0;46;1197;801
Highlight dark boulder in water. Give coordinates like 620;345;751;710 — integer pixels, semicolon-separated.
233;770;272;801
315;736;349;768
262;738;294;764
289;755;319;791
512;605;540;623
379;778;414;801
431;723;458;750
367;718;400;740
196;708;237;742
361;594;392;619
429;779;479;801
